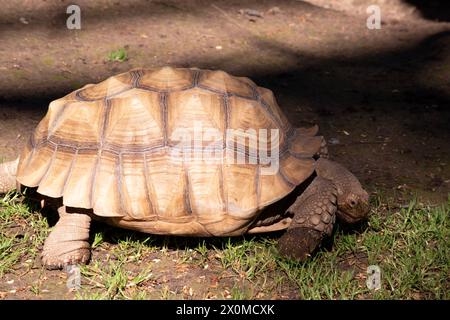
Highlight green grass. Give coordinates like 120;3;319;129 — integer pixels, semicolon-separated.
0;192;48;277
214;238;277;280
77;260;153;300
111;236;156;263
0;191;448;299
107;48;128;62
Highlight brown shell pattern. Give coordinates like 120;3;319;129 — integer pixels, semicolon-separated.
16;67;323;236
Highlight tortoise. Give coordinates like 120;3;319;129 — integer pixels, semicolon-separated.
0;67;369;269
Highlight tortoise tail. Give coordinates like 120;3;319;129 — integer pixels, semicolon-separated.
0;158;19;193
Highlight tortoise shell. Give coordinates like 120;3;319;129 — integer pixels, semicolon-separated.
16;67;324;236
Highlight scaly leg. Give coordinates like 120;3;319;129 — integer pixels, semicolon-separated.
41;206;91;269
277;176;337;261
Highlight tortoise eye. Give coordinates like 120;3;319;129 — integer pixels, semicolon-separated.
350;200;356;207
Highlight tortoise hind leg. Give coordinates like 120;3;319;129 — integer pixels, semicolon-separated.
41;206;91;270
277;176;337;261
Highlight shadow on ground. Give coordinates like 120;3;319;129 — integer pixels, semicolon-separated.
405;0;450;22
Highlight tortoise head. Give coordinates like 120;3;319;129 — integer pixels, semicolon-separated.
316;158;370;224
336;187;370;224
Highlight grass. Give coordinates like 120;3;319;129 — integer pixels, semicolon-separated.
214;238;276;280
0;192;48;277
0;191;448;299
107;48;128;62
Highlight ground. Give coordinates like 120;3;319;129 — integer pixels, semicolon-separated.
0;0;449;300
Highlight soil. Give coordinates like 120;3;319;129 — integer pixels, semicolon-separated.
0;0;449;299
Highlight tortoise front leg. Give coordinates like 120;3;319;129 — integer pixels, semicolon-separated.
277;176;337;261
41;206;91;270
0;158;19;194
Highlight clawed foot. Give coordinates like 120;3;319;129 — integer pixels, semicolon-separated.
42;241;91;270
277;227;323;261
41;209;91;270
